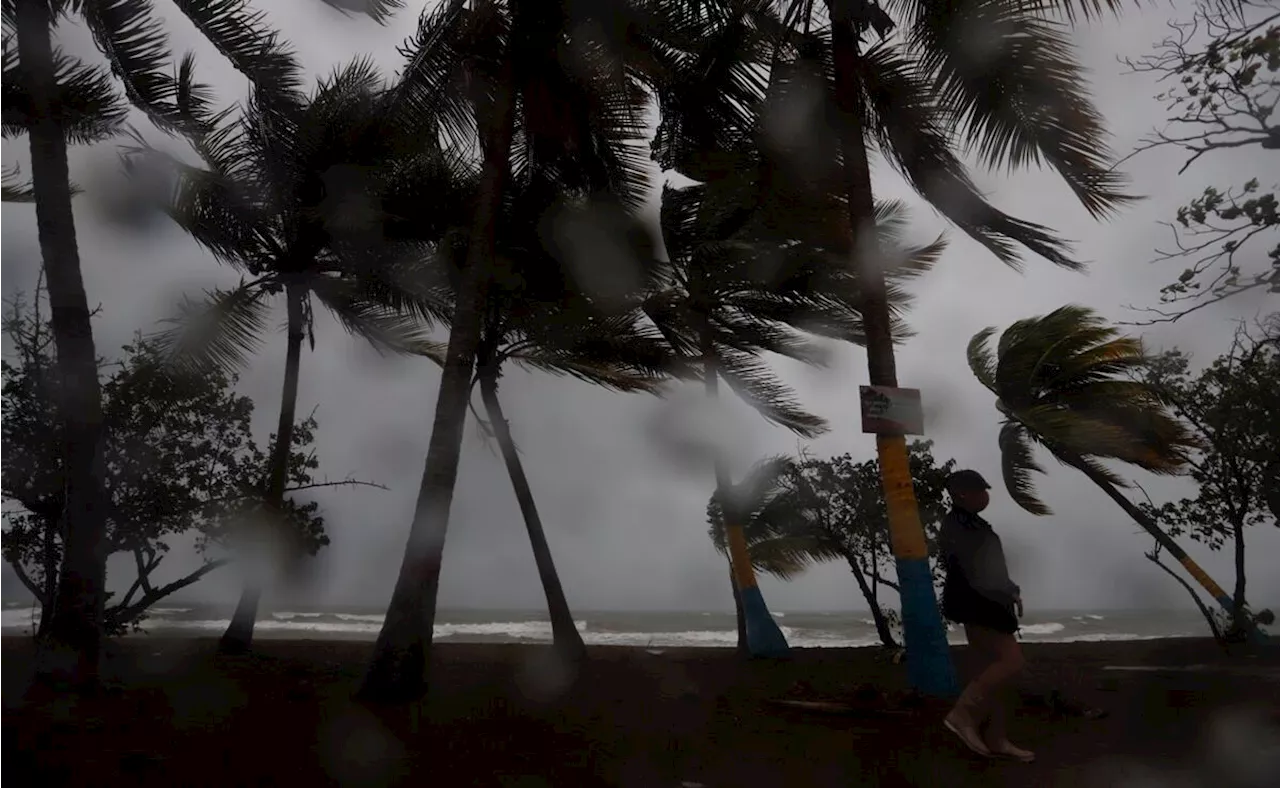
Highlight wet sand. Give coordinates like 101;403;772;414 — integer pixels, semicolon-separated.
4;637;1278;787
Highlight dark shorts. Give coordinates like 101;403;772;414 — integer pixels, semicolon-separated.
942;587;1018;635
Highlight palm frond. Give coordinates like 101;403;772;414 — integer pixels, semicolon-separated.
81;0;207;134
716;346;828;437
860;43;1080;272
316;0;405;25
3;46;130;143
508;349;668;394
1;163;32;202
966;326;999;392
153;281;270;374
308;275;436;355
998;420;1051;516
728;454;796;520
908;0;1134;217
121;141;276;271
171;0;304;106
389;0;478;151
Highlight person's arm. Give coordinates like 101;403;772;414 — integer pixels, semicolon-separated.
948;527;1018;608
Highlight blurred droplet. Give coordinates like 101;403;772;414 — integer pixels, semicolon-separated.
318;707;405;786
515;647;577;703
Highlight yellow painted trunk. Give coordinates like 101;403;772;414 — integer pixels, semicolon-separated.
1179;555;1229;602
725;521;757;590
876;434;929;560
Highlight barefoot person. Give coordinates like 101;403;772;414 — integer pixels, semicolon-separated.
939;469;1035;763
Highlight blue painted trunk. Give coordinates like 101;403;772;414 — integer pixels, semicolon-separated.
739;585;791;658
896;557;959;698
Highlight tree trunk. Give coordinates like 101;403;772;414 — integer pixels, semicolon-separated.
478;373;586;661
359;81;517;704
845;553;896;648
731;566;747;654
1231;518;1248;635
1064;453;1242;616
1144;549;1225;648
700;323;788;658
38;517;58;638
18;0;109;690
829;5;955;697
219;281;306;654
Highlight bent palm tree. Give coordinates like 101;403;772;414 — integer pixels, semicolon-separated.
4;0;303;685
133;59;441;653
709;442;954;648
967;306;1251;628
362;0;656;702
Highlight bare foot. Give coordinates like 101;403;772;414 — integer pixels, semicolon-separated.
986;741;1035;763
944;710;993;757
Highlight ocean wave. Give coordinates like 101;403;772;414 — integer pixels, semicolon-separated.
271;612;324;620
1019;622;1066;636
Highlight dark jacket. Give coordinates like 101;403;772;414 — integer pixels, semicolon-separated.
939;507;1020;609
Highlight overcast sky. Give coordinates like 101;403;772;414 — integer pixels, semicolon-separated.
2;0;1277;616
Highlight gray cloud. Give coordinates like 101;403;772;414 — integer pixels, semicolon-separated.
3;1;1277;617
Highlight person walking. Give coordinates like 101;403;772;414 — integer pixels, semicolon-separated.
938;469;1035;763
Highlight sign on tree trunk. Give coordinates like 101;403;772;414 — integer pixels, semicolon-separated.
859;386;924;435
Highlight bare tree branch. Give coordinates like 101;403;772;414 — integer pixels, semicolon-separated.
1120;0;1279;324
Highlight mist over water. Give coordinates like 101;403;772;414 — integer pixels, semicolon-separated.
1;601;1221;647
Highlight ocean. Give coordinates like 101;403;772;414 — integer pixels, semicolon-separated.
0;602;1219;646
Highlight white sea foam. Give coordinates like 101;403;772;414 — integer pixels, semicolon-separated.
271;612;323;620
1018;622;1066;636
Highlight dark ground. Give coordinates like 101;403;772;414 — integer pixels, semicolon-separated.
4;637;1279;787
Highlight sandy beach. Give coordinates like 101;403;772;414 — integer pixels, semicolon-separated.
4;637;1278;787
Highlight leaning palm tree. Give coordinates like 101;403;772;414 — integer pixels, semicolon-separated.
361;0;657;702
678;0;1140;695
130;59;443;654
3;0;308;685
967;306;1248;625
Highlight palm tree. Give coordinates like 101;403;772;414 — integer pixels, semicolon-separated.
648;161;939;656
3;0;306;685
131;59;442;654
966;305;1249;627
681;0;1140;695
413;175;680;662
708;441;955;649
361;0;657;702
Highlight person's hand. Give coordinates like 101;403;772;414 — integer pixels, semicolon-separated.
1014;596;1024;619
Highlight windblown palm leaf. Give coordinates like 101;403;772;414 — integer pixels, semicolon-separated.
132;59;447;372
707;455;843;580
1;163;34;202
969;305;1199;515
658;0;1137;273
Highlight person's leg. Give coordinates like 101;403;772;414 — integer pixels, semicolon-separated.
965;625;1034;762
943;623;1001;756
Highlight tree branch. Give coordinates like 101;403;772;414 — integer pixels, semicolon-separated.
106;558;230;628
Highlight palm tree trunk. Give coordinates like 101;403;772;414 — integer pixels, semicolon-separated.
829;5;956;696
18;0;109;690
731;566;747;653
844;553;896;648
219;281;307;654
1064;453;1244;618
700;323;788;658
478;373;586;661
360;79;518;704
1144;549;1226;647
